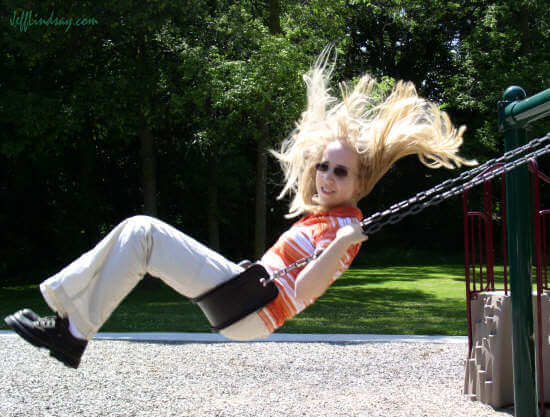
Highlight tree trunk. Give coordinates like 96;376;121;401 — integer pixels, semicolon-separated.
139;108;158;217
267;0;282;35
79;133;98;248
518;5;530;56
252;0;281;258
254;133;268;259
138;107;160;290
207;154;220;251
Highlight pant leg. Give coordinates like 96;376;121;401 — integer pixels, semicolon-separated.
40;215;270;341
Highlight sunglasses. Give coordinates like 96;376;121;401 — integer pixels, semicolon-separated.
315;162;354;178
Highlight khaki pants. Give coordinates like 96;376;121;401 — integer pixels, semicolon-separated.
40;215;271;341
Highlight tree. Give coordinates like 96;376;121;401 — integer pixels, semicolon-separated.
168;2;313;256
0;0;210;281
445;0;550;156
254;0;282;259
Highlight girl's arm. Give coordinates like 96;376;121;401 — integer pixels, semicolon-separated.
294;223;368;302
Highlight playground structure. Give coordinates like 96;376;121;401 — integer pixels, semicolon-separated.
462;159;550;413
463;86;550;416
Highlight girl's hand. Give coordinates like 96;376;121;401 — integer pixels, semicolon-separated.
335;223;369;247
295;222;367;302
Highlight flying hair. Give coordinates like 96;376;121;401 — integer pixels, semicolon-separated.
271;45;478;218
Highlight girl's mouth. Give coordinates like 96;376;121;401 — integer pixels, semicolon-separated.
320;186;335;195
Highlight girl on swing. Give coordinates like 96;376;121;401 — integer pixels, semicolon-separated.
5;47;474;368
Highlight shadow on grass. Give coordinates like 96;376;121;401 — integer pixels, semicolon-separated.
1;267;470;335
282;284;467;336
339;265;466;286
0;281;212;333
0;285;53;321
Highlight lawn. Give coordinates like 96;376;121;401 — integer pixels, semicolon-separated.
0;264;497;336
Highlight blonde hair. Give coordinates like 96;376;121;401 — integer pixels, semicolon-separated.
271;46;477;218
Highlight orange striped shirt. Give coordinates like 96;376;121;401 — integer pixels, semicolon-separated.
257;206;363;333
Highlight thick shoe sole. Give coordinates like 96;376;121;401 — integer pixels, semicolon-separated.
4;311;83;369
50;350;80;368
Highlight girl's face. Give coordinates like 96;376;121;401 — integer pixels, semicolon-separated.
315;140;362;210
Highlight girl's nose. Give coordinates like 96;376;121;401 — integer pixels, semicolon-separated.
323;171;336;183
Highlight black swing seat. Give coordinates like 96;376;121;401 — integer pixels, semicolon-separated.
190;263;279;332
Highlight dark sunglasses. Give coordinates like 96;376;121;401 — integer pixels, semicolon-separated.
315;162;353;178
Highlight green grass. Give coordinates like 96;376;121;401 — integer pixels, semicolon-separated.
283;264;470;335
0;264;516;336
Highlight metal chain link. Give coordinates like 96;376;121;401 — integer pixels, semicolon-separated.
362;133;550;235
260;133;550;286
369;133;550;224
259;249;324;286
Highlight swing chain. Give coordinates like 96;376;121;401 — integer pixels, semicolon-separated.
260;133;550;287
361;133;550;235
259;249;324;287
365;133;550;229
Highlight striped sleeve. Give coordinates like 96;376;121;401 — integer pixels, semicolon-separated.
257;207;363;334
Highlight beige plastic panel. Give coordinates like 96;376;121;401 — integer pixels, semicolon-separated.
464;292;550;408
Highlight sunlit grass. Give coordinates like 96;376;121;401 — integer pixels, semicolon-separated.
282;265;469;335
0;264;521;335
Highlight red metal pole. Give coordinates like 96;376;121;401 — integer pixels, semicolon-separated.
501;173;509;295
478;215;484;289
463;190;473;355
471;216;477;291
485;180;495;291
544;214;548;290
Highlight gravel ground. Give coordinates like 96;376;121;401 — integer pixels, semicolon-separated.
0;333;514;417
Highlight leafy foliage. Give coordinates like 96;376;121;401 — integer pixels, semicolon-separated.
1;0;549;284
